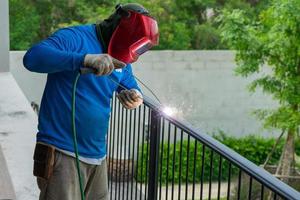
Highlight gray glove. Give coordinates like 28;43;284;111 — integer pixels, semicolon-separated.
117;89;143;109
84;54;126;76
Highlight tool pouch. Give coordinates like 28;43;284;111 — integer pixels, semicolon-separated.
33;142;56;180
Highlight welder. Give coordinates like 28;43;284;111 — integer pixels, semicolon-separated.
23;3;159;200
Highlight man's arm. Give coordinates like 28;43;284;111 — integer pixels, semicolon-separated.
23;28;85;73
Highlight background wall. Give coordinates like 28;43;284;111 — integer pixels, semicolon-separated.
10;51;47;103
0;0;9;72
10;50;279;137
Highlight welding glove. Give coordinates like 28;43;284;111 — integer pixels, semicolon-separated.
84;54;126;76
117;89;143;110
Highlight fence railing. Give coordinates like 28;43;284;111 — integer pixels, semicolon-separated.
106;94;300;200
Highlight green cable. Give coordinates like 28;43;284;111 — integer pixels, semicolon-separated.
71;70;155;200
72;73;85;200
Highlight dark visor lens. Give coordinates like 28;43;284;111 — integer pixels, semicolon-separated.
136;42;153;55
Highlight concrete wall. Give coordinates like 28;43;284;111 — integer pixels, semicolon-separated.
0;0;10;72
133;51;278;136
10;51;47;103
10;50;279;137
0;73;39;199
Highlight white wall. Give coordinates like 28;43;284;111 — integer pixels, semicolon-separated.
0;0;9;72
10;51;47;104
133;51;278;136
10;50;279;137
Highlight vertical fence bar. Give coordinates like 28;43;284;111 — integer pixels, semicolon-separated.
134;107;141;200
131;110;136;199
217;156;222;200
121;109;128;199
227;162;232;200
147;109;161;200
159;119;165;200
273;193;277;200
118;106;124;200
165;122;171;200
261;185;264;200
200;145;206;200
178;130;184;200
127;110;132;200
171;127;177;200
208;150;214;200
185;135;191;200
144;108;151;199
122;109;128;199
192;140;198;200
248;176;253;200
115;101;121;200
139;105;146;200
110;96;117;200
108;97;114;185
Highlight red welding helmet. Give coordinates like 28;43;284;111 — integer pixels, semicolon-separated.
107;4;159;64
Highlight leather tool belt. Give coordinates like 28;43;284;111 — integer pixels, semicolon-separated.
33;142;56;180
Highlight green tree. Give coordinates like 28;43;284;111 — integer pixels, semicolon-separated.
220;0;300;184
192;23;225;49
9;0;40;50
9;0;272;50
9;0;115;49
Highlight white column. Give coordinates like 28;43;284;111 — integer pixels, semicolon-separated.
0;0;10;72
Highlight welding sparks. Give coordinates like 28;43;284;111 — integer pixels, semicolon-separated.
162;106;177;117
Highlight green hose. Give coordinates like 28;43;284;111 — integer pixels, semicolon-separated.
72;73;85;200
71;70;153;200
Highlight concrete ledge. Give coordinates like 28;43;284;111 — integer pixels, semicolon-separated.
0;72;38;199
0;145;16;200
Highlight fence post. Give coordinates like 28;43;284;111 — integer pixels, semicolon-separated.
147;109;161;200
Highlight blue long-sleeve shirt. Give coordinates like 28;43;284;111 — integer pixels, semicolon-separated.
23;25;140;159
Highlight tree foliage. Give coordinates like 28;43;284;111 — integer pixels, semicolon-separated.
219;0;300;181
220;0;300;131
9;0;40;50
9;0;270;50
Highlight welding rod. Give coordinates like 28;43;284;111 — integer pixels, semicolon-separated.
80;67;143;101
80;67;161;103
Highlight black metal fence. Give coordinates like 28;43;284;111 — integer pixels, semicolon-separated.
106;94;300;200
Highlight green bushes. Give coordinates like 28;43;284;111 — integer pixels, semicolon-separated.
136;139;235;183
214;133;283;165
135;133;300;183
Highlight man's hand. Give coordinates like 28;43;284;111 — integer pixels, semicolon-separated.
117;89;143;110
84;54;126;76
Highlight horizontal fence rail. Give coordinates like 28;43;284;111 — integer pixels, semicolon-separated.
107;94;300;200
